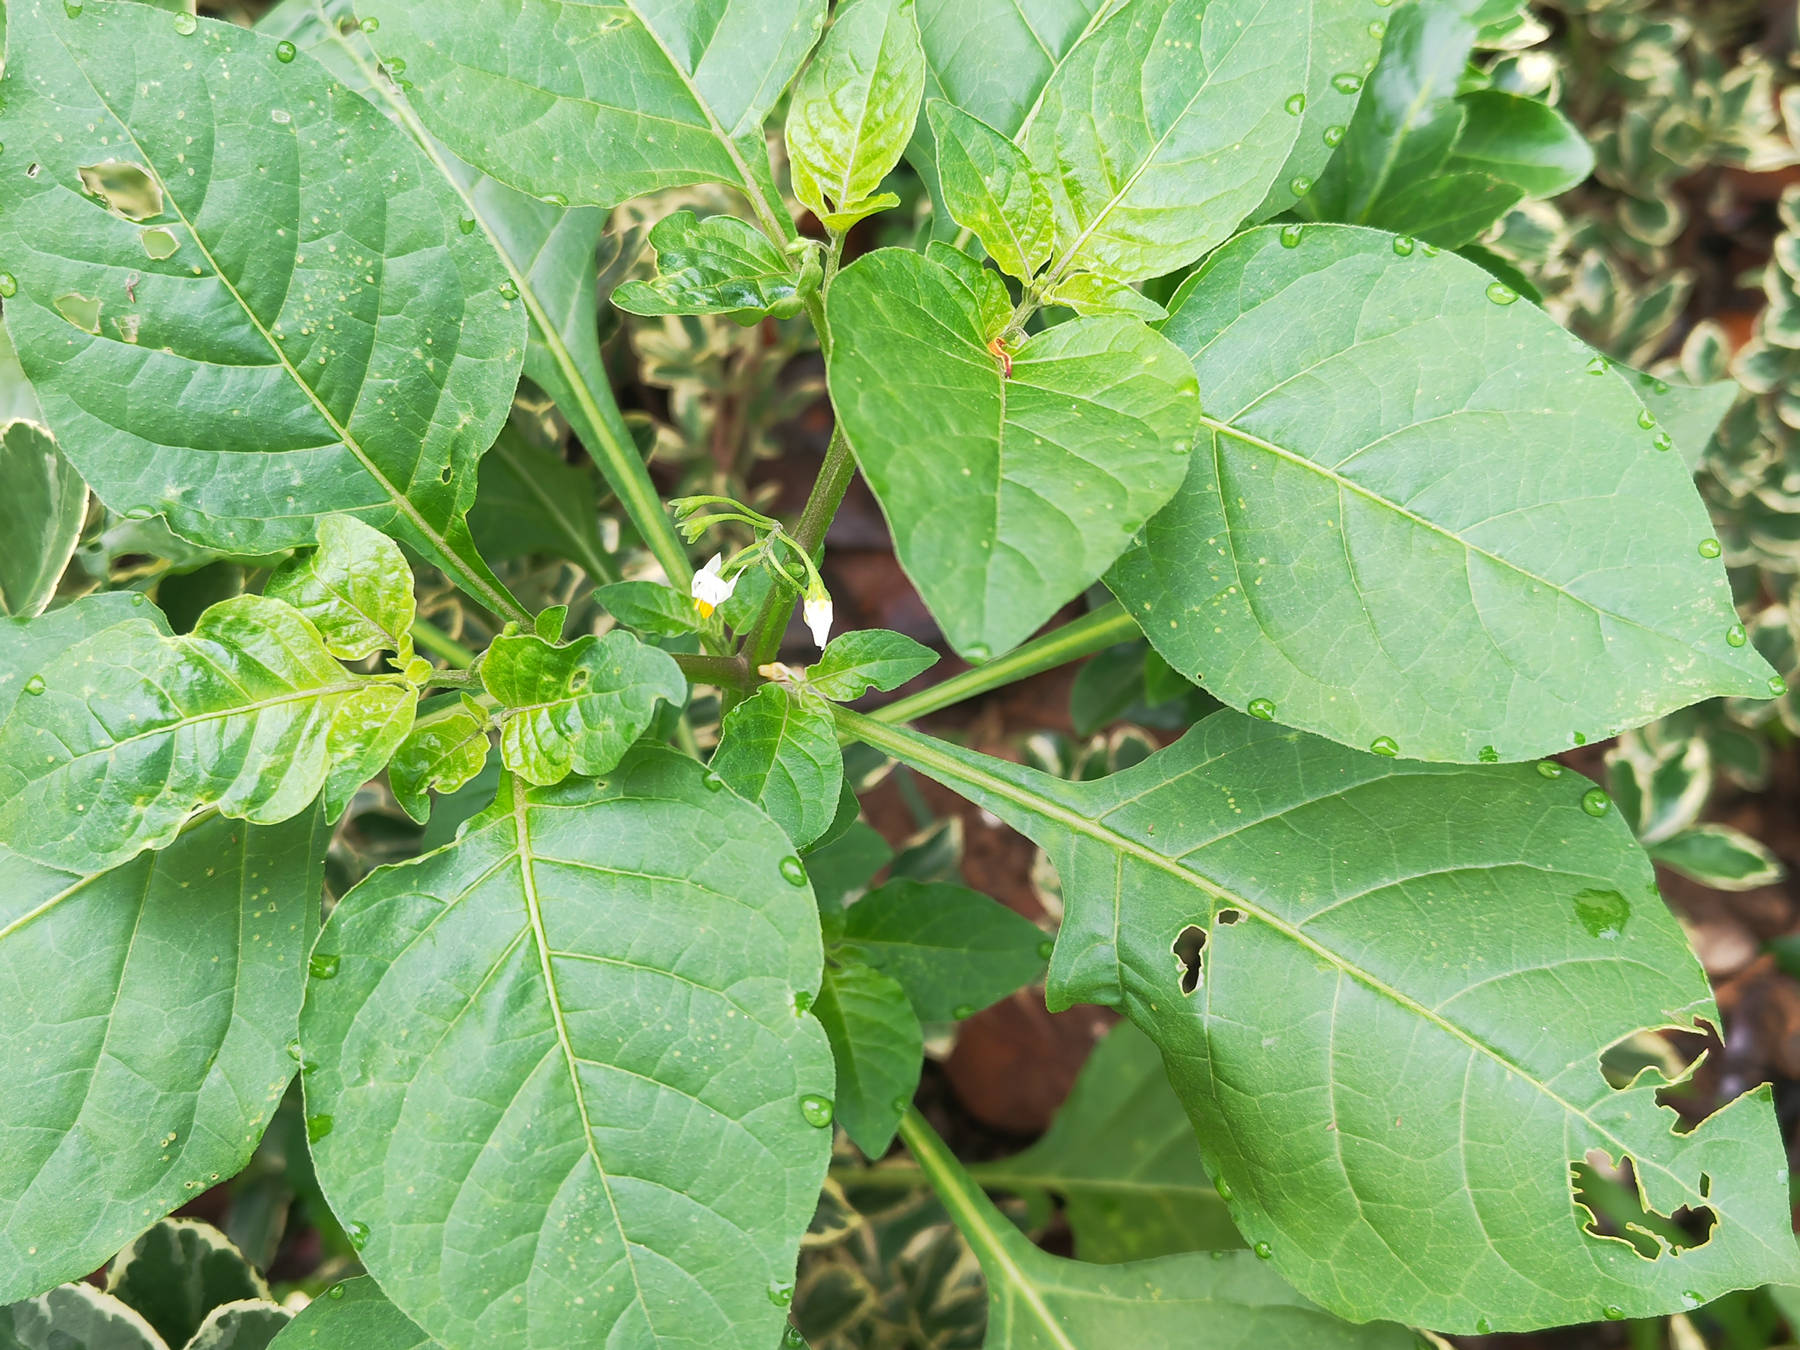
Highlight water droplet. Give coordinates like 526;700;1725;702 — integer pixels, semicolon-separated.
1770;674;1787;696
1289;175;1314;198
964;644;992;663
543;192;568;207
1475;1318;1492;1334
305;1113;334;1142
1331;72;1363;94
286;1039;302;1061
360;14;379;31
891;1095;909;1112
1698;537;1722;558
498;281;518;300
1602;1305;1624;1321
1579;788;1610;818
327;1284;345;1300
952;1004;976;1020
1651;430;1673;452
309;953;341;980
799;1094;834;1128
768;1281;795;1308
779;856;807;887
172;11;197;34
271;109;292;125
122;506;154;520
1247;698;1276;721
1485;281;1518;306
703;771;726;792
1368;18;1387;38
1726;623;1747;648
1573;887;1629;939
1637;409;1657;430
1478;745;1498;763
275;39;297;62
387;56;406;76
129;593;146;606
1572;731;1587;746
344;1221;370;1251
1214;1177;1233;1202
1419;242;1440;256
1586;355;1610;375
1284;92;1307;116
1279;223;1305;248
1681;1291;1704;1309
62;0;82;17
1391;235;1415;256
781;1329;806;1350
459;214;477;235
1036;939;1054;960
1253;1241;1273;1260
791;989;812;1016
1651;378;1670;395
1369;736;1399;757
1323;124;1346;148
1536;761;1564;778
0;273;17;299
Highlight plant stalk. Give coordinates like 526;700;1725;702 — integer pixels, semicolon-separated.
411;616;480;668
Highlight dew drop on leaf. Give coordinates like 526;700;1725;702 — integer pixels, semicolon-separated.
498;281;519;300
781;1328;807;1349
1215;1177;1233;1202
344;1220;370;1250
62;0;82;17
275;39;297;62
360;15;379;31
309;953;341;980
23;675;45;696
1331;73;1363;94
1572;888;1629;939
1636;408;1657;430
1368;19;1387;38
964;644;992;663
1682;1291;1704;1309
1771;675;1787;696
1247;698;1276;721
1289;175;1314;198
1253;1241;1273;1259
543;193;569;207
1279;223;1305;248
779;856;807;887
1602;1306;1625;1321
1651;430;1672;452
1369;736;1399;757
1323;125;1345;148
799;1094;833;1128
890;1096;909;1112
1485;281;1518;306
1036;939;1054;960
1726;623;1747;648
702;771;726;792
1536;762;1564;778
768;1281;795;1307
952;1003;975;1019
1284;92;1306;116
172;11;197;35
1478;745;1498;763
1698;537;1722;558
1391;235;1414;257
1475;1318;1492;1334
459;215;477;235
327;1284;345;1301
1579;788;1610;818
791;989;812;1016
305;1113;334;1143
1586;355;1609;375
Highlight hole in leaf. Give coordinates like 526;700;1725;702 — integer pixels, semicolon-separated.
1571;1149;1716;1260
1596;1020;1721;1133
438;465;454;484
1217;908;1242;925
1171;924;1207;995
568;668;591;692
78;160;163;221
54;292;101;334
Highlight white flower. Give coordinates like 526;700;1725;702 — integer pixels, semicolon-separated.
690;553;738;618
803;589;833;649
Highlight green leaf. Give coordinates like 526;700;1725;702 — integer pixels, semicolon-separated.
265;516;417;664
301;758;833;1348
903;1115;1413;1350
827;248;1196;659
388;703;491;826
107;1221;268;1350
0;1284;167;1350
593;581;704;639
813;958;923;1156
614;212;810;320
0;421;85;619
1650;825;1785;892
713;686;845;850
0;801;324;1302
0;592;156;718
1040;273;1167;321
843;706;1800;1330
469;429;612;581
1625;369;1739;473
360;0;824;211
983;1022;1239;1262
802;820;893;912
481;629;686;787
1362;170;1524;248
0;316;45;429
1107;225;1774;763
925;101;1051;281
1304;0;1480;226
838;878;1046;1022
914;0;1101;139
1022;0;1310;282
266;1279;436;1350
184;1302;293;1350
0;1;526;616
786;0;925;230
805;630;938;701
1250;0;1384;222
0;593;415;872
1446;90;1594;199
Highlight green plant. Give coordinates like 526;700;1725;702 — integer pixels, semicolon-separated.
2;0;1798;1346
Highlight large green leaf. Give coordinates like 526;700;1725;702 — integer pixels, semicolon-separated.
1021;0;1310;282
785;0;924;230
469;430;612;580
843;707;1800;1330
388;703;492;826
265;515;417;664
926;102;1052;282
301;757;834;1348
0;593;414;873
360;0;823;214
107;1221;268;1350
913;0;1100;140
813;957;922;1157
983;1021;1239;1263
0;422;85;619
613;212;809;320
0;1;525;616
712;686;845;851
1107;225;1774;763
902;1113;1412;1349
1250;0;1381;222
1446;90;1594;199
266;1279;436;1350
480;629;686;787
827;248;1195;659
0;640;324;1302
0;1284;167;1350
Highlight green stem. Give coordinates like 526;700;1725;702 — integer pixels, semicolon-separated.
871;603;1137;725
416;667;480;689
411;616;480;669
673;651;752;689
740;427;858;675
